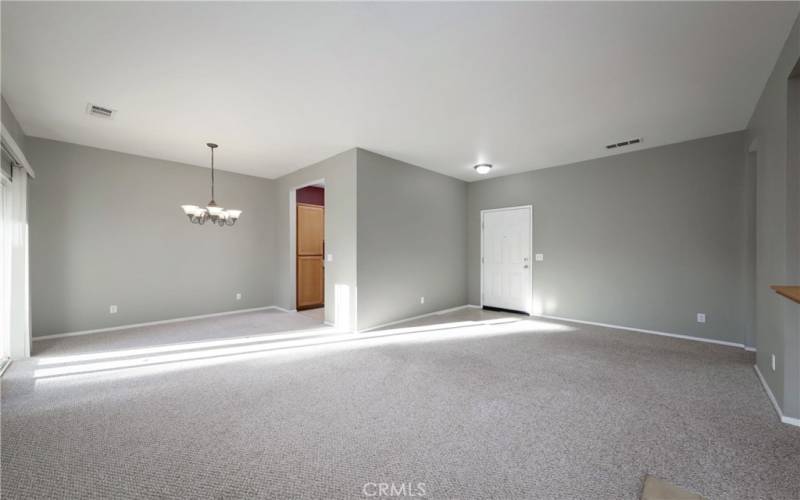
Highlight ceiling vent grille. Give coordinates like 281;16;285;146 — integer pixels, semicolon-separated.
606;137;642;150
86;103;116;119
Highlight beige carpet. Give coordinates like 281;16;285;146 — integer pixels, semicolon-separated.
3;308;800;498
31;307;328;357
299;307;325;322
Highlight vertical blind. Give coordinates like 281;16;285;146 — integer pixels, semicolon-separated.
1;146;16;182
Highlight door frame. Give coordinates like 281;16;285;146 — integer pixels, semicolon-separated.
480;205;533;315
289;178;325;312
0;173;10;363
295;202;325;310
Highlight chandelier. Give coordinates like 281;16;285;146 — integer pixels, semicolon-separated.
181;143;242;226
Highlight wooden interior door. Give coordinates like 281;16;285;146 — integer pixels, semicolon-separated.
296;203;324;310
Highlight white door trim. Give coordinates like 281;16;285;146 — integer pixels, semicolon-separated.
480;205;533;314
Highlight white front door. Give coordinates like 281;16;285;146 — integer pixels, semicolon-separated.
481;206;532;314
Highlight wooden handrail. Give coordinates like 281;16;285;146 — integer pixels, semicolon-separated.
770;285;800;304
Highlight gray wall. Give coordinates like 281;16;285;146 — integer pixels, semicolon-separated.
28;138;276;336
746;12;800;418
1;95;27;159
273;149;357;330
468;132;749;345
356;149;467;331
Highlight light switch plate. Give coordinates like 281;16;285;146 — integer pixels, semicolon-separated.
236;293;242;301
327;254;333;262
535;254;544;262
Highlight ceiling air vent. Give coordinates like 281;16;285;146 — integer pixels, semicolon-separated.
606;137;642;150
86;103;116;119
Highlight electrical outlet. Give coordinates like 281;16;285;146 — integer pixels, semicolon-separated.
420;296;425;304
236;292;242;301
696;313;706;323
771;354;776;372
109;305;118;314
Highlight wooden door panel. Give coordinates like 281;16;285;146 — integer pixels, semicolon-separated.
296;202;324;310
297;256;324;309
297;204;324;256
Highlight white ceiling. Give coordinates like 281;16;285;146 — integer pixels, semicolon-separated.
2;2;798;181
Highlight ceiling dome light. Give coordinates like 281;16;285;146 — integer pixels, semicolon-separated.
180;143;242;227
474;163;492;175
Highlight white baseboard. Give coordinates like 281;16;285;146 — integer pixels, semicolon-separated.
33;306;284;341
753;364;800;427
271;306;295;313
754;364;782;420
536;313;750;350
358;305;475;333
468;306;756;353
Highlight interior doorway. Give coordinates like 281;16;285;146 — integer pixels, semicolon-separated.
480;205;533;315
296;184;325;312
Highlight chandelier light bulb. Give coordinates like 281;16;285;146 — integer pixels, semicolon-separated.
180;143;242;227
